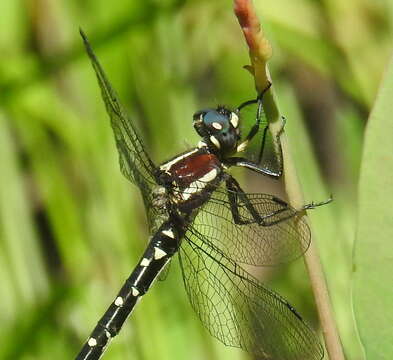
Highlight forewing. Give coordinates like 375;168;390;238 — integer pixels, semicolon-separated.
191;187;310;266
238;101;281;175
81;30;156;191
179;230;323;360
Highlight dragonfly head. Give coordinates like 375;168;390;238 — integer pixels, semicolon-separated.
193;106;240;156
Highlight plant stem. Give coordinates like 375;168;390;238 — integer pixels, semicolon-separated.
234;1;346;359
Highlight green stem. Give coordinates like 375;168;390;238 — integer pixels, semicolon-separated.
234;1;346;359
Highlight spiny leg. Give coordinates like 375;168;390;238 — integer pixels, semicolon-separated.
303;196;333;210
225;175;262;225
224;156;282;179
236;82;271;153
225;175;291;226
224;115;285;179
225;175;331;227
235;82;285;179
260;194;333;226
256;115;286;178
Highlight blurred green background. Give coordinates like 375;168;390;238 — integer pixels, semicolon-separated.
1;0;392;359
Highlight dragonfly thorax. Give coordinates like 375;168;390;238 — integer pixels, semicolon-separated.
193;106;240;157
151;186;167;210
158;148;223;213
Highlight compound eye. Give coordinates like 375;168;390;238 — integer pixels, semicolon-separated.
203;111;229;133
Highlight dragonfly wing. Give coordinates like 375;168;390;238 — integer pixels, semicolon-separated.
179;229;323;360
191;187;310;266
81;30;157;191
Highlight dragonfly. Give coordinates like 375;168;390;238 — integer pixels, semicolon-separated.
77;29;329;360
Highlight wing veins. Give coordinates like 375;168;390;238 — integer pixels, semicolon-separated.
81;30;156;186
180;229;323;359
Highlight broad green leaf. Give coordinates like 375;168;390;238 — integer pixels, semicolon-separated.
353;53;393;360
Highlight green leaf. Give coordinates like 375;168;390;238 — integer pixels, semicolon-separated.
353;53;393;359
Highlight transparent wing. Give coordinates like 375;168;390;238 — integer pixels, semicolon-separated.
191;186;310;266
179;230;323;360
80;30;157;190
238;101;282;176
158;259;172;281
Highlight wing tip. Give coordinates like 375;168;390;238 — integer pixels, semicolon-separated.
79;27;95;59
79;28;105;79
79;27;88;43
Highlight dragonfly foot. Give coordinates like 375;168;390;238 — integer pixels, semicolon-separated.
303;195;333;210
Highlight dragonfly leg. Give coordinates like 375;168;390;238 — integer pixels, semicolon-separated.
224;175;298;227
236;81;285;178
225;175;262;225
303;195;333;210
259;195;333;226
227;113;285;179
225;175;321;227
256;115;286;176
224;156;280;179
236;82;272;153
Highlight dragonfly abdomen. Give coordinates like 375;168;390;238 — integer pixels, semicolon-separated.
76;221;180;360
